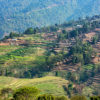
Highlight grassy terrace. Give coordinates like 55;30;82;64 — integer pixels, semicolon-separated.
0;76;68;96
0;33;55;72
0;45;20;55
17;34;50;43
0;45;46;67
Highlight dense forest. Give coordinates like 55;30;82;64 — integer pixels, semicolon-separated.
0;0;100;38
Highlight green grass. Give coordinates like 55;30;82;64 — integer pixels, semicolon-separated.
0;76;68;96
35;83;65;95
0;34;52;78
17;34;50;43
0;45;20;55
82;64;94;70
0;45;46;68
82;87;94;96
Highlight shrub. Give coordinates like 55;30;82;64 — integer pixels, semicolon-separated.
71;95;87;100
37;94;55;100
90;96;100;100
13;86;39;100
55;96;68;100
0;88;13;100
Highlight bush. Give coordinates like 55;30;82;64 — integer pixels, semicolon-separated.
0;88;13;100
24;28;36;34
37;94;55;100
55;96;68;100
90;96;100;100
71;95;87;100
9;32;21;38
13;86;40;100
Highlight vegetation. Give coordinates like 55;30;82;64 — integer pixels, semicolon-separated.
90;96;100;100
37;94;55;100
24;28;37;34
0;76;68;96
0;86;99;100
68;43;95;64
0;0;100;38
0;15;100;97
70;95;87;100
13;87;39;100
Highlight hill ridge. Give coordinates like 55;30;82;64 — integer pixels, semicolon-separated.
0;0;100;38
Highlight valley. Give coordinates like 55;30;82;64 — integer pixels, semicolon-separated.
0;0;100;38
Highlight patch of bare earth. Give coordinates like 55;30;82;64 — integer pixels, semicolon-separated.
92;42;100;64
83;32;96;42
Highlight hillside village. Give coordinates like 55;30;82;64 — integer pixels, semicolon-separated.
0;15;100;97
0;0;100;99
0;27;100;64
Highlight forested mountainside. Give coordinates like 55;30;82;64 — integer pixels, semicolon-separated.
0;0;100;38
0;15;100;96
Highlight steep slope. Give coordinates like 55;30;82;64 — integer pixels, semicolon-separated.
0;0;100;37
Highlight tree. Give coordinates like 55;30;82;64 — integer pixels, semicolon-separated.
24;28;36;34
72;53;83;64
69;42;94;65
82;23;91;33
79;70;88;82
9;32;20;38
62;30;66;34
13;87;40;100
92;35;99;44
66;72;72;80
83;51;92;65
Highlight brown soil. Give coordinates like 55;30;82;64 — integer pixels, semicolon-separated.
0;42;10;46
95;28;100;31
83;32;96;42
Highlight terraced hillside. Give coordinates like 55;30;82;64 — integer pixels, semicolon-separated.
83;73;100;96
92;41;100;63
0;33;50;77
0;15;100;96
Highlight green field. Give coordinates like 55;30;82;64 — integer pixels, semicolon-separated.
0;45;20;55
0;76;68;96
0;43;46;67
